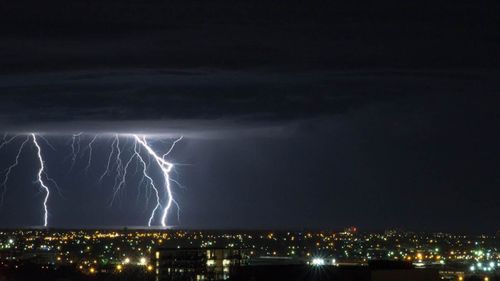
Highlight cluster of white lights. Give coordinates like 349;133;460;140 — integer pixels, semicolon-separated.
311;258;325;266
310;257;337;267
470;261;498;272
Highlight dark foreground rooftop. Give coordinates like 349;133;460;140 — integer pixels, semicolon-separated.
230;264;439;281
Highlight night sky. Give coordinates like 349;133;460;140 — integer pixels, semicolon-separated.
0;0;499;232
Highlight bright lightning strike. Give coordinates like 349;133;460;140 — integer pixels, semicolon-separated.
91;133;183;226
0;133;183;228
31;133;52;227
107;135;182;226
0;134;56;226
133;135;179;227
114;140;162;227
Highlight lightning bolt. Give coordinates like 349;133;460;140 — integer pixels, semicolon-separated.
0;134;57;226
0;136;30;206
133;135;180;227
32;133;52;227
0;133;183;228
0;135;18;150
112;140;162;226
70;132;83;168
163;136;183;160
111;140;135;206
112;137;124;191
107;135;182;227
138;154;161;227
85;135;97;174
99;135;118;183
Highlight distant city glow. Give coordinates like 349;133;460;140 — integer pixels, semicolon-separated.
0;228;496;281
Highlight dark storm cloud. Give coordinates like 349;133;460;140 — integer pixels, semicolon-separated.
1;0;499;73
1;69;499;136
0;0;498;135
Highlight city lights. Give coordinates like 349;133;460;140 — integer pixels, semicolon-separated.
311;258;325;266
0;228;496;281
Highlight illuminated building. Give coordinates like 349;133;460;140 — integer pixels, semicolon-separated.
155;247;247;281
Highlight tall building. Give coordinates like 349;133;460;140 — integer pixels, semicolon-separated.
155;248;247;281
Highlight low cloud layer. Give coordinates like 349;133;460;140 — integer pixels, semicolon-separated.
1;69;499;137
